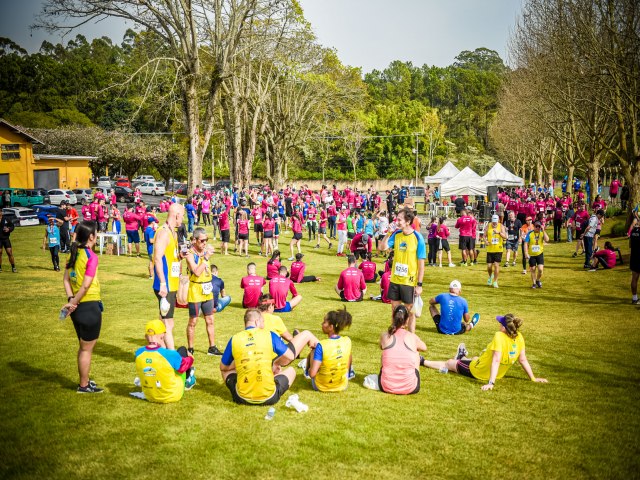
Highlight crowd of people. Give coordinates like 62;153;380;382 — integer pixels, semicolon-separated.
1;177;633;402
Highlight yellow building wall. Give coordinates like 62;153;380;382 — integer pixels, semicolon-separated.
0;126;34;188
34;160;91;189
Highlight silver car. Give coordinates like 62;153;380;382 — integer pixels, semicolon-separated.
72;188;93;205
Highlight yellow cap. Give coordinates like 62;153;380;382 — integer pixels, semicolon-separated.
145;320;166;336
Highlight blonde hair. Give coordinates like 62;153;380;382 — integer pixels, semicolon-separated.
502;313;524;339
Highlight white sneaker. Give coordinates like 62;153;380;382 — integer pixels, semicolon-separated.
297;358;307;370
448;263;456;267
287;257;295;261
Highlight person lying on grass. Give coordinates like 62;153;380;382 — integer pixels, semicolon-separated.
219;309;318;406
134;320;196;403
379;305;427;395
421;313;548;391
303;307;354;392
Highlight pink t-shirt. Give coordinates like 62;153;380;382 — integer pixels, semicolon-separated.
319;210;328;228
290;261;306;283
252;208;263;224
84;248;99;277
359;260;377;281
269;276;298;309
437;224;450;239
123;211;141;231
594;249;616;268
240;275;265;308
237;219;249;235
380;271;391;304
291;216;302;234
263;218;274;233
455;215;475;237
266;259;281;279
380;328;419;395
337;267;366;301
219;205;230;231
81;205;92;221
337;213;347;231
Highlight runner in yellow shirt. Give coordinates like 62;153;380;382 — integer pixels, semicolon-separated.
485;214;507;288
525;221;549;289
421;313;548;390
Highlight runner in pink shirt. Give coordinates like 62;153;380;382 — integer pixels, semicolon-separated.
290;253;321;283
252;206;264;249
81;203;92;222
269;265;303;312
317;205;332;249
358;252;378;283
288;210;303;261
109;190;116;206
262;212;275;256
237;210;250;257
240;262;266;308
335;255;367;302
437;217;454;267
455;209;475;266
123;204;142;256
218;202;231;255
336;207;348;256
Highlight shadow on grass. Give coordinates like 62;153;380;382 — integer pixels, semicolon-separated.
116;271;149;279
196;376;236;403
94;342;134;363
8;361;76;389
106;382;137;398
124;337;144;346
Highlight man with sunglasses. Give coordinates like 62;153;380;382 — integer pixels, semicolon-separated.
525;221;549;288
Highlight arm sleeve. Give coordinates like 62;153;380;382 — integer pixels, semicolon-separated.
435;294;443;304
271;331;288;357
337;272;344;290
463;299;469;314
313;343;324;362
220;338;234;366
289;280;298;296
416;233;427;259
524;232;531;243
360;272;366;290
162;349;184;371
488;332;503;353
85;253;99;277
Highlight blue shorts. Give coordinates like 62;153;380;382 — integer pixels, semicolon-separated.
126;230;140;244
274;301;292;313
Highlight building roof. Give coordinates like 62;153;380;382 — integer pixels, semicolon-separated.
0;119;44;145
34;154;97;161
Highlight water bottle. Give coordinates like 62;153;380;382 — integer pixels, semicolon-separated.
439;366;448;374
59;307;69;321
264;407;276;421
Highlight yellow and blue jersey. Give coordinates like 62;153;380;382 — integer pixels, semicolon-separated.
152;225;181;292
70;248;100;302
525;231;545;256
469;332;525;382
313;336;351;392
188;252;213;303
135;346;186;403
387;230;426;286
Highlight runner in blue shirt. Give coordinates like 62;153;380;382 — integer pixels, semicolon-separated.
428;280;479;335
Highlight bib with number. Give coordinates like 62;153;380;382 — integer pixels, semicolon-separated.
531;245;541;253
491;237;500;245
508;234;515;241
49;236;58;245
170;262;181;277
394;262;409;277
202;282;213;295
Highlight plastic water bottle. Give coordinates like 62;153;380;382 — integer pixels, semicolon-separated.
59;307;69;321
439;366;449;374
264;407;276;421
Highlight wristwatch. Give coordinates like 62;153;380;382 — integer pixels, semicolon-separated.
417;282;423;287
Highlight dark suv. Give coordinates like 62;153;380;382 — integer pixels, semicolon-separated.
114;187;135;203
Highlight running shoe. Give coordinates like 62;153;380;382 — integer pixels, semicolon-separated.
536;281;542;288
12;266;17;273
503;263;509;267
314;244;320;249
288;257;295;261
460;262;467;267
348;369;356;380
448;263;456;267
532;284;538;289
297;358;307;370
328;243;333;249
77;382;104;394
187;347;195;355
185;370;196;390
522;269;527;274
512;262;516;267
456;342;468;360
632;299;639;305
572;252;577;258
472;260;477;265
487;276;493;286
589;268;597;272
492;281;499;288
207;346;223;356
470;313;480;328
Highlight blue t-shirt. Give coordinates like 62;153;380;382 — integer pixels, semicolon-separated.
186;203;196;219
46;225;61;248
435;293;468;334
211;275;224;305
144;226;156;255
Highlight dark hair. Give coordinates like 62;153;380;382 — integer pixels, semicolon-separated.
324;307;352;334
604;241;613;250
279;265;288;276
347;254;356;265
295;253;303;261
211;264;218;272
268;249;280;264
388;305;409;335
501;313;524;339
66;221;97;270
438;217;446;225
257;293;274;312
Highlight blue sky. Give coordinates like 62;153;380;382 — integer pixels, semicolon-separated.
0;0;523;71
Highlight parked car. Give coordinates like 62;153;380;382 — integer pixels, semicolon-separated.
23;189;45;206
176;183;187;195
214;180;232;190
139;181;166;196
32;188;51;204
32;204;62;224
408;186;426;197
201;180;211;189
72;188;93;205
113;186;135;203
97;176;112;188
48;189;78;206
2;207;39;227
133;175;156;183
115;176;131;188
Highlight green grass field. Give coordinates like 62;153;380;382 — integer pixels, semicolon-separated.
0;218;638;479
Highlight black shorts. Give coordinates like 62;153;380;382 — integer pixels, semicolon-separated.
470;238;476;249
576;228;584;238
225;373;290;405
263;231;273;239
630;257;640;274
238;233;249;241
432;314;466;335
188;299;214;317
487;252;503;264
595;229;601;235
529;254;544;267
438;239;450;252
455;359;476;379
339;290;363;302
70;301;102;341
0;237;11;249
293;232;302;241
353;249;368;260
319;226;327;234
387;282;415;304
254;223;264;233
220;229;230;243
459;236;473;250
347;232;355;239
154;290;177;319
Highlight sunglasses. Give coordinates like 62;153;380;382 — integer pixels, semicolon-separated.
198;238;208;242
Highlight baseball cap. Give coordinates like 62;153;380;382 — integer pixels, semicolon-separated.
496;315;509;328
145;320;166;336
148;217;157;223
534;221;542;227
449;280;461;289
491;214;499;223
361;234;369;243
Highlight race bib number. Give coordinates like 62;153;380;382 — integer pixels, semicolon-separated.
170;262;181;277
531;245;541;253
49;236;58;245
394;262;409;277
508;234;515;241
491;237;500;245
202;282;213;295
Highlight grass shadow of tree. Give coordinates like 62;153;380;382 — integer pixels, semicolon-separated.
8;361;76;389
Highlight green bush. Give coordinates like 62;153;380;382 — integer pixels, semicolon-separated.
610;221;628;237
606;206;623;218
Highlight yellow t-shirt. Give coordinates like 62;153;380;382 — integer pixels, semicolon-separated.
314;336;351;392
469;331;525;381
70;248;101;302
388;230;426;286
231;328;277;403
486;224;505;253
153;225;181;292
135;347;185;404
526;231;545;256
187;252;213;303
262;312;288;337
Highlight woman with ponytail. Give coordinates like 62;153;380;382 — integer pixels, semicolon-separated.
378;305;427;395
422;313;548;390
61;220;104;394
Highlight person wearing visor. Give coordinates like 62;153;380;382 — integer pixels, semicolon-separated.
525;221;549;289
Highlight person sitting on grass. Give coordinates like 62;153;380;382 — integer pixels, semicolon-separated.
421;313;548;391
134;320;196;403
290;253;321;283
304;307;354;392
219;309;318;405
266;250;281;280
359;252;378;283
370;269;392;303
428;280;479;335
257;293;294;342
589;241;617;271
240;262;266;308
269;265;303;313
335;254;367;302
379;305;427;395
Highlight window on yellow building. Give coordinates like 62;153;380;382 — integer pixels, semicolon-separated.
1;144;21;161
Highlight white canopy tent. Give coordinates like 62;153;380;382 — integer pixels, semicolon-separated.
423;161;460;184
440;166;488;197
482;162;524;187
